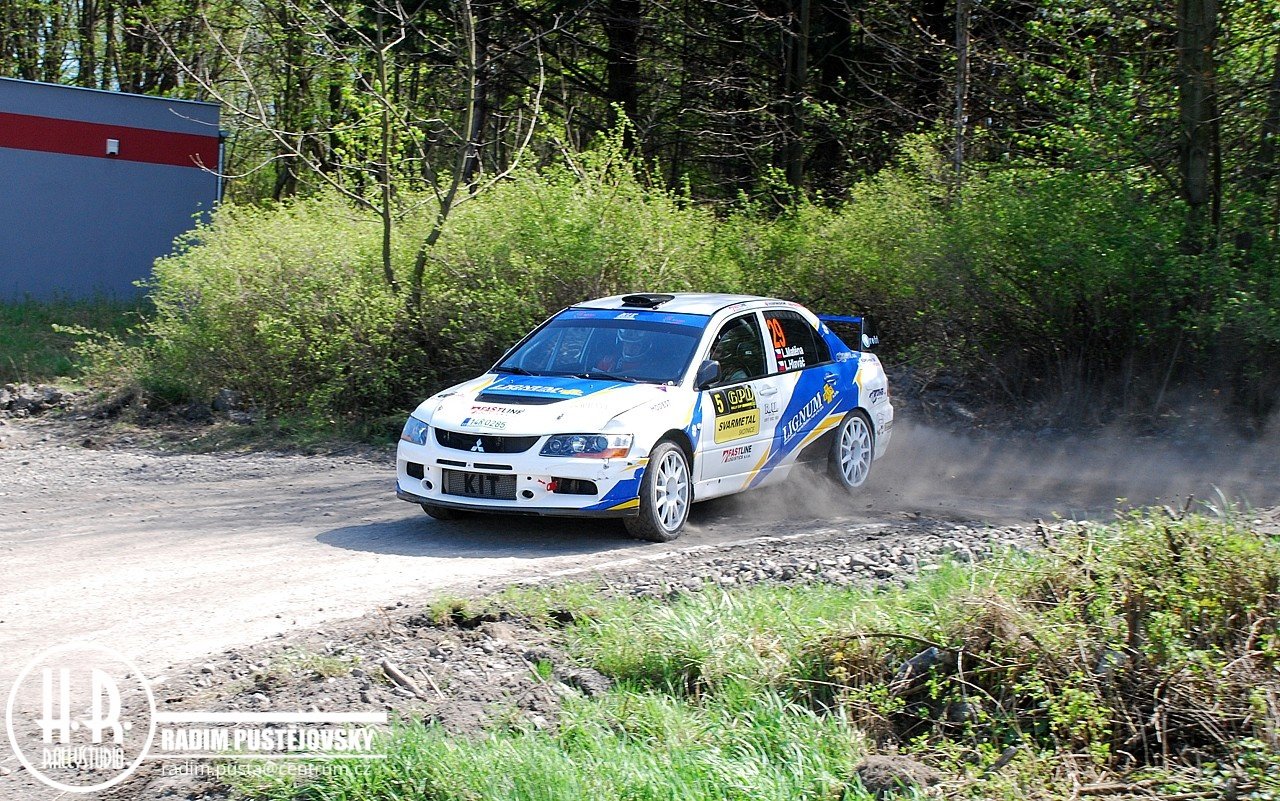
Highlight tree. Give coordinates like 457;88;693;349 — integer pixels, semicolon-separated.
1177;0;1220;247
141;0;546;307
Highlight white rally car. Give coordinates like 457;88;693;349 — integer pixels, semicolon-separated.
396;293;893;541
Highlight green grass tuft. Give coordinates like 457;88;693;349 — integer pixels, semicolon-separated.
237;689;869;801
0;297;145;384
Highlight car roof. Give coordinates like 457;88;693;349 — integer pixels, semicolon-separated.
573;292;784;317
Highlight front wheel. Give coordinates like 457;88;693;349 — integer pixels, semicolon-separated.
829;411;874;490
624;441;691;542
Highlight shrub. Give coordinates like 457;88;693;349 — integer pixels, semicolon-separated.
127;159;739;419
946;168;1188;406
414;156;741;384
87;143;1279;426
144;195;406;416
809;512;1280;770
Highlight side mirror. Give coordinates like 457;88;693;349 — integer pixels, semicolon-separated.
695;359;721;390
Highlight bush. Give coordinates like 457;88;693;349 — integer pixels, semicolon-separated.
727;166;947;353
89;143;1279;426
809;512;1280;771
124;159;739;419
414;156;741;384
144;195;406;416
945;169;1188;404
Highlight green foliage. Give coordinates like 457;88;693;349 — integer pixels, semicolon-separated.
728;162;946;328
813;513;1280;770
0;298;144;384
139;195;409;416
565;564;977;698
561;512;1280;777
79;139;1280;424
418;154;741;380
101;158;745;419
945;168;1188;398
237;689;867;801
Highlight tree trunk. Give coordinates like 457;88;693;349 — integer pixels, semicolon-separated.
783;0;811;189
461;0;489;185
42;2;65;81
1176;0;1219;250
79;0;98;87
953;0;970;189
1257;41;1280;240
103;0;117;89
601;0;641;150
375;10;398;292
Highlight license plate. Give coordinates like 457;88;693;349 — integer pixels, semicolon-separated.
442;469;517;500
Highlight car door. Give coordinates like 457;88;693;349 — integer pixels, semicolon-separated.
752;308;841;483
695;312;780;489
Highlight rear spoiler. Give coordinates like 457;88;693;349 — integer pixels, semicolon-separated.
817;314;879;352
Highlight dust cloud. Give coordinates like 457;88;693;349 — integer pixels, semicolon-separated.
705;418;1279;527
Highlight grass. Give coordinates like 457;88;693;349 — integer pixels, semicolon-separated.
231;512;1280;801
0;297;145;384
237;687;871;801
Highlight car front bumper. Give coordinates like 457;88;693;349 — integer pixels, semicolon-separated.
395;440;647;517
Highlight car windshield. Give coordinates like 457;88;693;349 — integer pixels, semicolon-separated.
494;310;707;384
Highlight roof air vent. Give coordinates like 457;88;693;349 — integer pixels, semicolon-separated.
620;293;675;309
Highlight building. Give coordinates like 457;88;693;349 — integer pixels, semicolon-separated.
0;77;222;300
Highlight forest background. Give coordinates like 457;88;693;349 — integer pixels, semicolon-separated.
2;0;1277;430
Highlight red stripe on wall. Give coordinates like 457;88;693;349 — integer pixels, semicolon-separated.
0;111;219;169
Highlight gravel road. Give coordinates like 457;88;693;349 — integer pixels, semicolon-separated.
1;411;1276;799
2;414;1276;684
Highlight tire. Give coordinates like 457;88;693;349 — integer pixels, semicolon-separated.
829;411;874;490
624;440;692;542
422;503;464;521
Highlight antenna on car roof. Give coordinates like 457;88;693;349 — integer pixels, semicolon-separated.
620;293;675;308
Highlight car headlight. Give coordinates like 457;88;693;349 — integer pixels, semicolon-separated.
399;416;430;446
540;433;633;459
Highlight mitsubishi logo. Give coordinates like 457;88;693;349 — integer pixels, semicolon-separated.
470;438;485;453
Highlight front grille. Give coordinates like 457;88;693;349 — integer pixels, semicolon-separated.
435;428;539;454
442;469;518;500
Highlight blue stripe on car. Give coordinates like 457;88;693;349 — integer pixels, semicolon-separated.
746;356;860;489
486;374;621;399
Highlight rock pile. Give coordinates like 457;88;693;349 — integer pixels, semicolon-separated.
0;383;65;417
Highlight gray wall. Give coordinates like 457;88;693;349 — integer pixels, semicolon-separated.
0;78;220;300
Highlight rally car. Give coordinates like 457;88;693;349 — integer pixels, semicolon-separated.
396;293;893;541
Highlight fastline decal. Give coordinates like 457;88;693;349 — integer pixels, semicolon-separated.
0;111;219;169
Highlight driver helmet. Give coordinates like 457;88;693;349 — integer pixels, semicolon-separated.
616;328;651;359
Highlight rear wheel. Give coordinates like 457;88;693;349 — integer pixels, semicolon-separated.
829;411;874;490
624;441;691;542
421;503;464;521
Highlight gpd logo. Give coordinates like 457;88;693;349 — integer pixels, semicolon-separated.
6;642;156;793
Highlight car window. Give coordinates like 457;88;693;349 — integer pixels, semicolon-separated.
497;317;702;384
764;310;829;373
708;314;767;386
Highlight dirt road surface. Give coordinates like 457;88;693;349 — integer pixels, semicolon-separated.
2;415;1277;697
